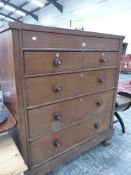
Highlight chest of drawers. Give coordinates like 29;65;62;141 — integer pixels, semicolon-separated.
0;22;124;175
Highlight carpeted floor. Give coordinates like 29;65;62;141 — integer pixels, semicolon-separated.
48;73;131;175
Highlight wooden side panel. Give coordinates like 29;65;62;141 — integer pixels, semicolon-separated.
0;30;19;120
0;29;29;166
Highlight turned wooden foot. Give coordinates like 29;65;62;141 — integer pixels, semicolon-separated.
103;138;112;146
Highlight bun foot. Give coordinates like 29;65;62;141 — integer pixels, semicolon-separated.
103;138;112;146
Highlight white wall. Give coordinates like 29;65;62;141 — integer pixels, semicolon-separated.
23;0;131;53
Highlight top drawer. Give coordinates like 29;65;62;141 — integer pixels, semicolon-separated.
22;31;120;50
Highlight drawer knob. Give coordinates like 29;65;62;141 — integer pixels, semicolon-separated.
54;112;62;121
94;123;101;129
96;101;103;107
54;85;63;93
53;58;62;67
100;57;107;63
53;139;61;148
98;77;105;83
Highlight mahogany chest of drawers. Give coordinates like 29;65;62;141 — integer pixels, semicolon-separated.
0;22;124;175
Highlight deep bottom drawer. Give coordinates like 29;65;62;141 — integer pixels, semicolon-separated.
30;111;112;166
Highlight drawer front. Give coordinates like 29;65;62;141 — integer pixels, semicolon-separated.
28;90;114;138
30;111;111;166
23;31;119;50
24;52;118;75
83;52;118;69
25;69;117;107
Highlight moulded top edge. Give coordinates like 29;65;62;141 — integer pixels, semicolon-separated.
0;22;125;40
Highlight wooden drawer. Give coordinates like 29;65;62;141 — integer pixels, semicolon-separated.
25;69;117;107
22;31;120;50
28;90;114;138
83;52;118;69
30;111;111;166
24;52;118;75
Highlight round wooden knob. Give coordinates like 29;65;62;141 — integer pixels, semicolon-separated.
53;139;61;148
54;85;63;93
53;58;62;67
100;57;107;63
98;77;105;83
54;112;62;121
96;101;103;107
94;123;101;129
